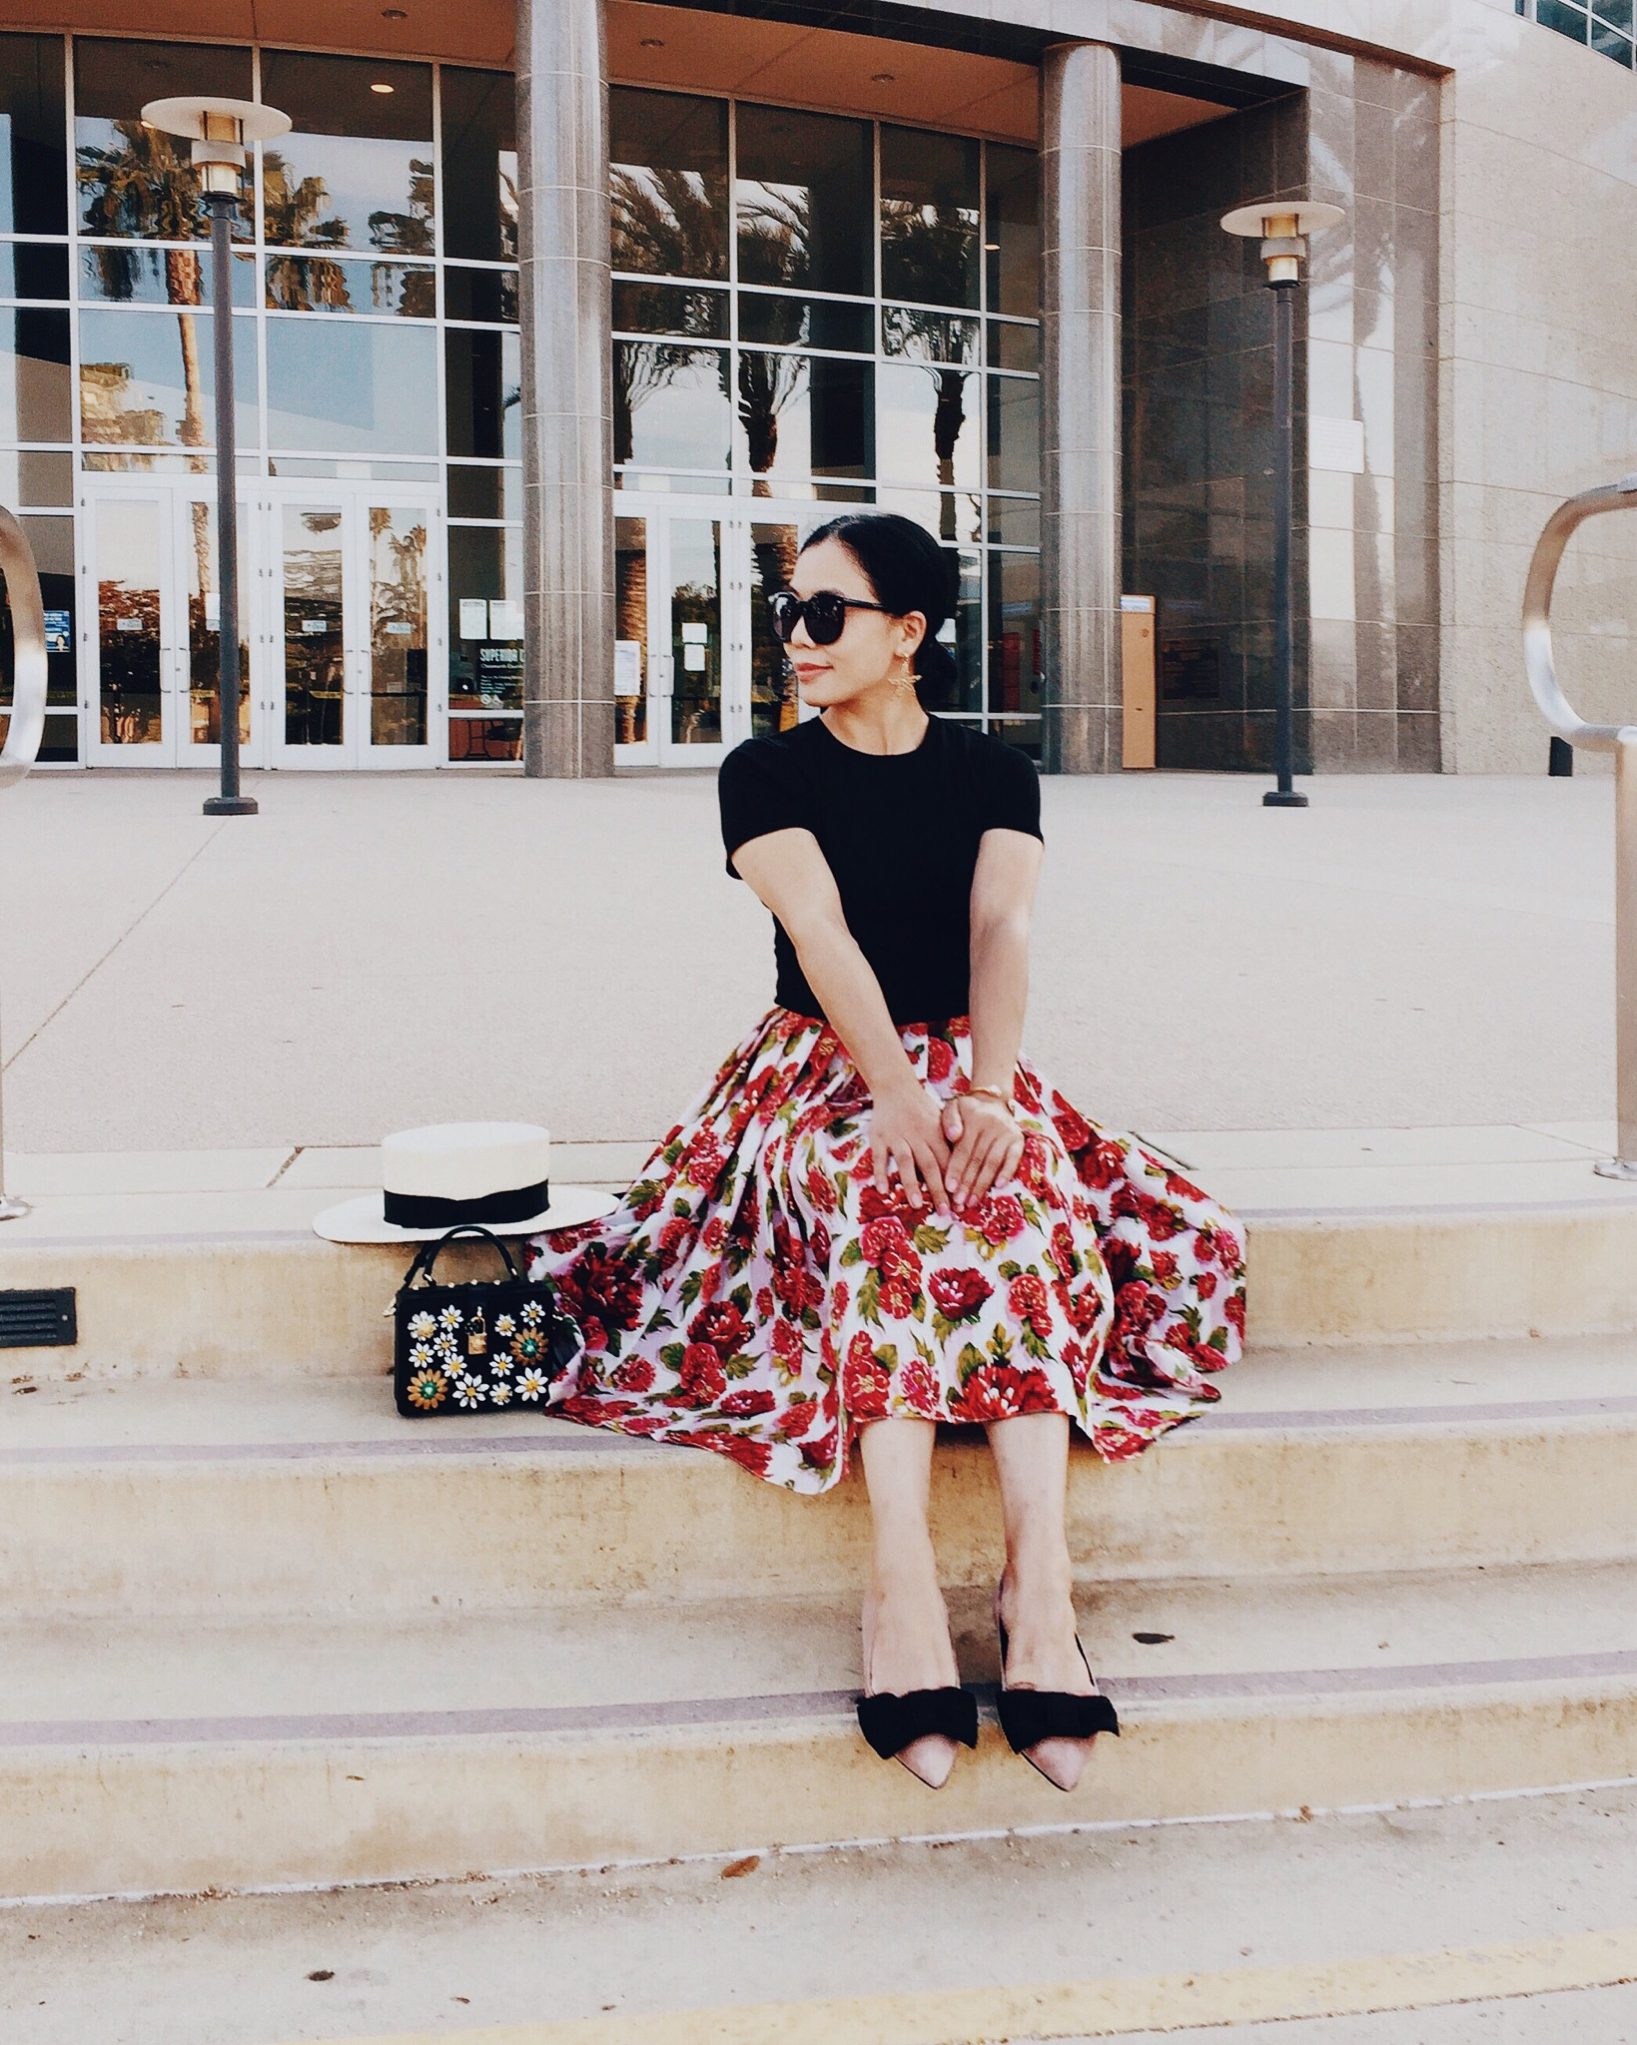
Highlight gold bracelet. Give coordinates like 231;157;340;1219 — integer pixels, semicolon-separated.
964;1082;1017;1116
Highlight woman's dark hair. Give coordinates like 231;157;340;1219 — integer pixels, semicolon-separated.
799;511;959;688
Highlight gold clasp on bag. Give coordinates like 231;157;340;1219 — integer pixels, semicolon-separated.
467;1308;489;1358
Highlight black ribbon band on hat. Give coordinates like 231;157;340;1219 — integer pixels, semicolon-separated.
383;1178;551;1229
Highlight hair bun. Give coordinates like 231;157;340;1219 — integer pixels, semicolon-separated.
915;635;958;686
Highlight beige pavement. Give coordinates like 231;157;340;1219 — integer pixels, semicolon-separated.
0;765;1624;1155
7;1779;1637;2045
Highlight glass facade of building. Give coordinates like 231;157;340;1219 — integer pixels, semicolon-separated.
0;33;521;765
1517;0;1636;68
609;86;1043;755
0;40;1041;767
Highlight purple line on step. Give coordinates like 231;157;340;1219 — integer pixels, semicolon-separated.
8;1394;1637;1466
7;1647;1637;1750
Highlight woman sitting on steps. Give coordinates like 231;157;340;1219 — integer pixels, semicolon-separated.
527;510;1247;1793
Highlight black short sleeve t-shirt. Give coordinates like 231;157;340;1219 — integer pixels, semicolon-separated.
717;709;1043;1025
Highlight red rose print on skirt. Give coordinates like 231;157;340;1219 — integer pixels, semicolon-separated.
526;1004;1247;1495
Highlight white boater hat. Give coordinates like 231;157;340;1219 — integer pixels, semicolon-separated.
312;1121;618;1244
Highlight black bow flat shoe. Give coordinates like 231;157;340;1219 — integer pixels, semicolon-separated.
855;1683;979;1783
994;1598;1120;1792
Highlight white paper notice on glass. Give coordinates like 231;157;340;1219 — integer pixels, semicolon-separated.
1309;414;1365;474
459;597;488;639
683;643;707;672
203;592;221;630
302;618;328;633
681;622;709;643
116;616;141;632
489;599;524;640
614;639;643;696
386;621;413;636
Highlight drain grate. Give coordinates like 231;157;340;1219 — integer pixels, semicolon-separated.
0;1287;77;1348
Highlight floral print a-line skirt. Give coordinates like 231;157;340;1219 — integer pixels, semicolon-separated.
525;1003;1248;1496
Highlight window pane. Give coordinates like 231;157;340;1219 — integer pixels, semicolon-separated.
613;279;726;339
76;39;252;241
0;241;69;301
0;514;75;745
0;449;72;504
448;525;524;710
611;88;728;280
1592;18;1635;56
613;341;730;469
446;265;520;324
986;143;1040;320
440;67;516;262
260;51;433;254
987;373;1040;494
445;327;521;460
1598;0;1635;29
3;308;71;441
1538;0;1591;33
448;464;521;520
266;317;438;453
882;307;979;365
79;307;254;447
877;361;978;492
988;319;1039;373
987;495;1041;547
875;485;983;545
265;255;435;316
735;351;871;483
79;243;255;307
739;292;870;352
448;715;522;762
881;126;979;310
736;106;870;297
988;550;1042;716
0;33;67;235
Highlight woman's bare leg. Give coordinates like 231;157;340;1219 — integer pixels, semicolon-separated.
857;1414;963;1786
985;1410;1098;1791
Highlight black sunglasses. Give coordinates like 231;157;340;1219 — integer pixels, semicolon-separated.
767;587;891;646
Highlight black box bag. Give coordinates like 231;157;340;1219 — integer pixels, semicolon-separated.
393;1224;582;1418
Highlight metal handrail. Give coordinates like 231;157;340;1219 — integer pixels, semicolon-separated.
1522;477;1637;1178
0;504;47;1219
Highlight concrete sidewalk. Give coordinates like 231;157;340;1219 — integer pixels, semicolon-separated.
0;766;1620;1155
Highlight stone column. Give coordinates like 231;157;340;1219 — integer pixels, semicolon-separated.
517;0;613;776
1040;41;1122;774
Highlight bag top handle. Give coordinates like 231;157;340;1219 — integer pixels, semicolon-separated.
402;1223;524;1289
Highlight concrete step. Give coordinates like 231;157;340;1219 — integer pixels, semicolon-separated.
5;1192;1637;1383
7;1557;1637;1901
11;1778;1637;2045
7;1337;1637;1617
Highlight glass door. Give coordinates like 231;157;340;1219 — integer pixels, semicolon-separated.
657;509;727;766
268;485;439;769
612;500;829;766
176;485;258;766
612;501;732;767
83;480;260;768
746;514;807;743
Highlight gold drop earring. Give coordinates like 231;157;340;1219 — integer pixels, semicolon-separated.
890;652;913;693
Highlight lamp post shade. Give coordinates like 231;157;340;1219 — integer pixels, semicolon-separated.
140;96;291;197
139;95;292;144
1220;200;1345;241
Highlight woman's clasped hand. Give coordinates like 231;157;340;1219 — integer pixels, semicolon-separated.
867;1079;1025;1217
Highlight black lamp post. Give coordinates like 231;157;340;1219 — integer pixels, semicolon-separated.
140;94;290;817
1220;199;1344;809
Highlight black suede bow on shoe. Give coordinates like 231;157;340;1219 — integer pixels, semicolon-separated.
994;1611;1122;1759
994;1684;1120;1754
855;1685;979;1760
